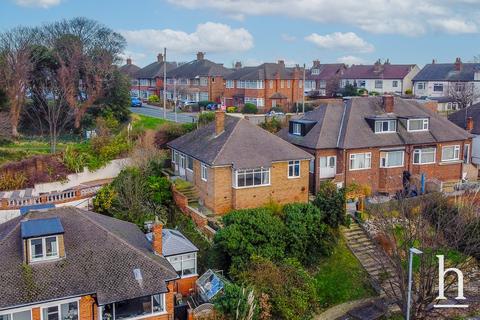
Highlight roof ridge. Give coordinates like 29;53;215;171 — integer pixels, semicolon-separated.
75;208;176;276
212;117;241;165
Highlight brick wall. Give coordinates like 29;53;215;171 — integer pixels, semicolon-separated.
174;276;198;297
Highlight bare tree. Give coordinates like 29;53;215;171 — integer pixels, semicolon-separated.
367;193;480;319
0;27;36;138
448;81;479;109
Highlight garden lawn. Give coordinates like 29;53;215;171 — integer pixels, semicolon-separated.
315;236;376;309
132;114;169;131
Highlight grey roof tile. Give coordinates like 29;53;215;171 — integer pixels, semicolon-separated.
413;63;480;82
448;102;480;135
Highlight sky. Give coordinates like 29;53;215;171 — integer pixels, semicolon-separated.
1;0;480;68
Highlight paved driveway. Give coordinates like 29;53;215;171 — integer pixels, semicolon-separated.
130;104;198;124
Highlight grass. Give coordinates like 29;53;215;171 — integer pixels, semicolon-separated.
132;114;168;131
315;236;376;309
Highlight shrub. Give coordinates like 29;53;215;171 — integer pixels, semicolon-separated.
147;94;160;103
314;181;347;228
93;184;117;215
369;91;380;96
226;106;238;113
214;283;259;320
259;117;282;133
405;88;413;95
198;111;216;126
0;171;27;190
243;103;258;114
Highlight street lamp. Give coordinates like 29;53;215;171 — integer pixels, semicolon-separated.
407;247;423;320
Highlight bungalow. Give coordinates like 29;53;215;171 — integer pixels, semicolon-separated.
167;111;313;215
0;207;198;320
278;96;472;194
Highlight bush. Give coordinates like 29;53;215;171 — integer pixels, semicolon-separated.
0;171;27;190
243;103;258;114
198;111;216;126
259;117;283;133
147;94;160;103
214;283;259;320
314;181;347;228
405;88;413;95
198;100;215;109
93;184;117;215
226;106;238;113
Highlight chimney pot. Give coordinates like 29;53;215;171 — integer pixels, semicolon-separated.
157;53;164;62
382;95;394;113
215;110;225;136
126;58;132;65
432;59;436;64
455;57;462;71
197;52;205;60
466;116;474;131
152;221;163;255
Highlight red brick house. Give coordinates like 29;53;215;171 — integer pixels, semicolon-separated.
133;53;177;100
223;61;304;112
305;60;346;97
0;207;198;320
167;111;313;215
278;96;473;194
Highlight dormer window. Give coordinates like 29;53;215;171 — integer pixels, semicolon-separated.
292;123;301;135
407;118;429;132
30;236;59;262
375;120;396;133
311;69;320;75
21;217;65;264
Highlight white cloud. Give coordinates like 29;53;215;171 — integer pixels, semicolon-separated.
428;18;478;34
121;22;253;55
305;32;374;53
336;55;366;65
281;33;296;42
167;0;479;35
15;0;61;8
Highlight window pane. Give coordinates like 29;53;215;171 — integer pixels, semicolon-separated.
254;171;262;185
423;149;435;163
320;157;327;167
115;296;152;320
31;239;43;259
294;162;300;176
443;147;454;160
12;312;30;320
245;172;254;186
61;302;78;320
43;307;59;320
46;237;57;257
388;151;403;167
237;173;245;187
152;294;165;313
0;315;11;320
262;171;269;184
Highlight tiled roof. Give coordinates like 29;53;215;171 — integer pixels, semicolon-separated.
168;115;313;169
225;63;301;80
278;96;471;150
0;207;178;309
167;59;232;78
448;102;480;135
118;63;141;78
135;61;178;79
342;64;416;80
412;63;480;82
306;64;345;80
158;229;198;257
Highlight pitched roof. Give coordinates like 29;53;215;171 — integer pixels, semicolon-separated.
135;61;178;79
448;103;480;135
0;207;177;310
168;59;232;78
160;229;198;257
413;63;480;82
118;63;141;78
168;115;313;169
225;63;301;80
306;64;345;81
278;96;471;150
342;64;416;80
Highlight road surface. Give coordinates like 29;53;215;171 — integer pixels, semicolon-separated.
130;104;198;124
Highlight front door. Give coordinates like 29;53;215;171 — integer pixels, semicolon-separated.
319;156;336;178
179;155;186;177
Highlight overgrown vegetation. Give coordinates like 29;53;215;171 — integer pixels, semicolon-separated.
243;103;258;114
259;117;283;133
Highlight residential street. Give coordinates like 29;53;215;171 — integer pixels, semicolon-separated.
130;104;198;124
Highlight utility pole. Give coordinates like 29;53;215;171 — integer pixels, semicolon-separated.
174;78;177;123
163;47;167;120
302;63;306;114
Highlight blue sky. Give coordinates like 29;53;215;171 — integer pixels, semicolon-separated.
1;0;480;68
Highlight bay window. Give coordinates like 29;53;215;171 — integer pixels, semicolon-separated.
349;153;371;170
413;147;436;164
380;150;404;168
167;253;197;277
441;145;460;162
101;295;165;320
288;160;300;178
233;168;270;188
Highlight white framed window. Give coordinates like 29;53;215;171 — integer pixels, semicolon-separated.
42;301;79;320
200;77;208;86
244;97;264;107
392;80;398;88
292;123;301;135
380;150;404;168
441;145;460;162
433;83;444;92
0;310;32;320
407;118;429;132
234;168;270;188
288;160;300;178
311;69;320;75
349;153;371;171
413;147;436;164
375;120;396;133
417;82;425;90
172;150;179;164
464;144;471;164
375;80;383;89
309;159;314;173
167;252;197;277
187;156;193;171
226;80;234;88
101;294;165;320
29;236;59;262
201;163;208;181
358;80;366;88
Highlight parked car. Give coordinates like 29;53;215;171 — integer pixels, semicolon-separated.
266;110;284;116
131;97;142;107
206;103;219;111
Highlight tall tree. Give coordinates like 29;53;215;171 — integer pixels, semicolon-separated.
0;27;36;137
448;81;479;109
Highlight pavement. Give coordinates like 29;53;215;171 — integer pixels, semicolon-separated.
130;104;198;124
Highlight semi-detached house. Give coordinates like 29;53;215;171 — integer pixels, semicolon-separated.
167;111;313;215
278;96;472;194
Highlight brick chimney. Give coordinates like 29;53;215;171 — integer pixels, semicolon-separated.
215;110;225;136
313;60;321;67
126;58;132;65
466;116;474;132
152;221;163;255
277;60;285;66
234;61;242;69
454;57;462;71
382;95;394;113
197;52;205;60
157;53;164;62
